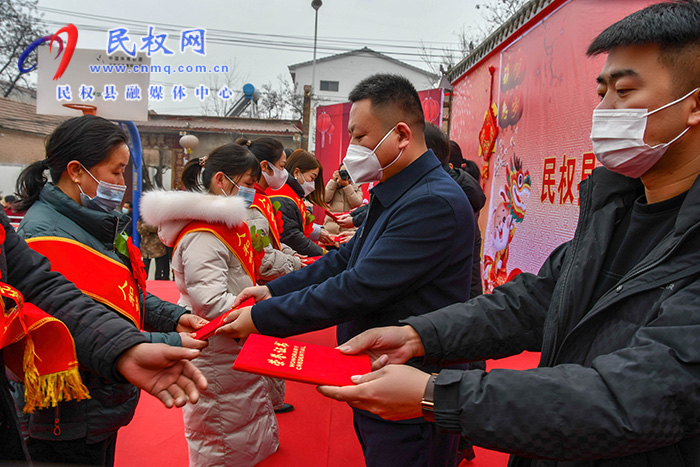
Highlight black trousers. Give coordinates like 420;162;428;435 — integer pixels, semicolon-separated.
27;433;117;467
353;408;459;467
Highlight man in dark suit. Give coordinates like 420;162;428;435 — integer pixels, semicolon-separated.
220;73;474;466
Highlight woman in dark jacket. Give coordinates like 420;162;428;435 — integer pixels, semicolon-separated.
11;115;206;466
266;149;332;256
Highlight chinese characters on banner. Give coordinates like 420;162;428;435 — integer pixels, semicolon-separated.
540;152;596;206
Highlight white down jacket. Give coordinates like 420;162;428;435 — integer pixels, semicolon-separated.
141;190;279;467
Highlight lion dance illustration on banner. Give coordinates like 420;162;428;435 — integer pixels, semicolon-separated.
483;156;531;293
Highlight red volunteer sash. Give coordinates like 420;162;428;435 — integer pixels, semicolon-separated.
173;221;256;284
250;193;282;250
267;183;314;238
1;226;89;413
26;237;143;329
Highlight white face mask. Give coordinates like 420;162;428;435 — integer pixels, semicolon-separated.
262;162;288;190
590;87;698;178
296;174;315;197
343;126;404;184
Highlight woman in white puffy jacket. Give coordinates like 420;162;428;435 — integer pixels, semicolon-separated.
141;144;278;467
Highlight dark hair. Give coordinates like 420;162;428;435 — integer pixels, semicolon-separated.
235;137;285;166
424;123;450;166
448;141;467;168
15;115;128;212
587;1;700;94
348;73;425;132
464;160;481;182
4;195;16;204
284;148;293;157
123;201;133;208
182;143;261;192
285;149;328;208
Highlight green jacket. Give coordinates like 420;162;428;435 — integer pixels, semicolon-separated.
13;183;186;442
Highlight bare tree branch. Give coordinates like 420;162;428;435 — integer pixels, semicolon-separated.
420;0;528;75
199;59;247;116
0;0;47;97
258;74;303;120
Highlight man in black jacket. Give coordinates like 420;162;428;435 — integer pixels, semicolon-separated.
319;3;700;466
0;212;207;462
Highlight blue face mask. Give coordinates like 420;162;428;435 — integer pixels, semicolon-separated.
77;164;126;212
224;174;256;207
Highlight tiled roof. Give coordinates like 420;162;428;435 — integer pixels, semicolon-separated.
138;115;302;135
0;97;67;136
0;97;301;136
446;0;557;83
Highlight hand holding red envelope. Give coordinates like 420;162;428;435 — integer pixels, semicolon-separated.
192;297;256;340
233;334;371;386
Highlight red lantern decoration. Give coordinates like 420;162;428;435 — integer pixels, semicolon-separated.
327;122;335;145
317;112;332;148
422;97;440;124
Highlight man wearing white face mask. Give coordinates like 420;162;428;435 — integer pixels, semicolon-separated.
220;74;474;466
314;3;700;467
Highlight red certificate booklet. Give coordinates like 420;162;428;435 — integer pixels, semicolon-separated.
324;210;350;222
324;209;340;222
233;334;371;386
192;297;256;340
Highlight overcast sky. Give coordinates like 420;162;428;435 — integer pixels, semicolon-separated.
35;0;486;114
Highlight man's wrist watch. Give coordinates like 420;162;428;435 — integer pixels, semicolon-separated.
421;373;438;422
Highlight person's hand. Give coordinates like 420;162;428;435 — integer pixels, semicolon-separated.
180;333;209;350
176;313;209;333
336;213;355;229
116;343;208;408
332;170;340;183
317;365;430;421
217;306;258;339
231;286;271;308
337;176;350;187
336;231;354;244
318;228;335;246
338;325;425;370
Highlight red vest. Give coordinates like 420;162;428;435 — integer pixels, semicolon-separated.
174;220;257;284
267;183;314;238
27;237;143;329
250;193;282;250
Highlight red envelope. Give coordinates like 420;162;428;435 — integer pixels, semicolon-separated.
233;334;371;386
192;297;256;340
324;209;340;222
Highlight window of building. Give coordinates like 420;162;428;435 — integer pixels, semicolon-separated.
319;80;339;92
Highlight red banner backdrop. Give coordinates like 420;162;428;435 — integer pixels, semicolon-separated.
448;0;656;293
314;88;446;207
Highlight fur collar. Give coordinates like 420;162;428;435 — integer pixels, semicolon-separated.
140;190;248;247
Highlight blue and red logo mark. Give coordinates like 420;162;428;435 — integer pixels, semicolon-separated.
18;24;78;81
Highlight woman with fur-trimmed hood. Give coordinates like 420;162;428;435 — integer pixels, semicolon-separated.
141;144;278;467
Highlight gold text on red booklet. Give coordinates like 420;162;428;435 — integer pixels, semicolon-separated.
266;341;307;371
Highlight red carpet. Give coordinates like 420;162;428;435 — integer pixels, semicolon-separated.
115;281;540;466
